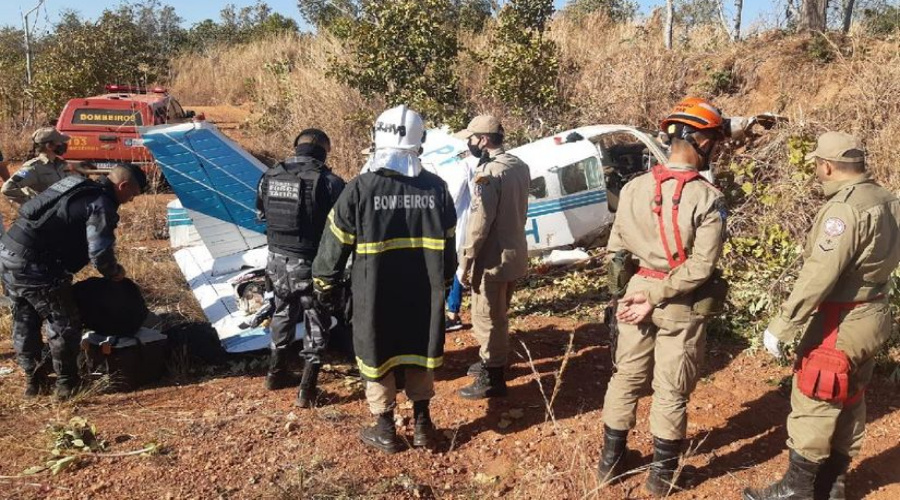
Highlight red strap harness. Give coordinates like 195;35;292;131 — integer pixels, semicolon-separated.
637;267;667;280
651;165;702;270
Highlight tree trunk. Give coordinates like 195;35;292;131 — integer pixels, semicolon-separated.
842;0;856;33
733;0;743;41
800;0;828;32
665;0;674;49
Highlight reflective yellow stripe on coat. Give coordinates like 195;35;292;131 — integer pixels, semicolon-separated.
356;355;444;379
328;212;355;245
356;237;445;254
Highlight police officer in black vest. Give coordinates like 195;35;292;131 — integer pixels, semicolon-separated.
0;164;147;400
256;128;345;407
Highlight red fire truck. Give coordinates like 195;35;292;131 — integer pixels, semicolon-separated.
56;85;198;171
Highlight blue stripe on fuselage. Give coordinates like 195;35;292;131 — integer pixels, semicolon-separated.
527;190;607;218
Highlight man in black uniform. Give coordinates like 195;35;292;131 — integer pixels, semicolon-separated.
314;105;457;453
0;164;147;400
256;128;345;408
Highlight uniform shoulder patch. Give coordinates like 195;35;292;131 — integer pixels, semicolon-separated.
714;197;728;221
474;175;490;185
823;217;846;237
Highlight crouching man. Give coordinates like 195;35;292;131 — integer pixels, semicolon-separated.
0;164;147;400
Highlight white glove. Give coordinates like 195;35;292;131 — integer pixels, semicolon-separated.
763;329;784;359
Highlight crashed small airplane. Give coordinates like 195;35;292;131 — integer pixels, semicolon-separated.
139;114;776;347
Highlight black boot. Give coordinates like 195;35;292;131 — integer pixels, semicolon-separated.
295;362;321;408
458;366;507;399
467;361;483;377
597;425;629;484
359;411;401;454
265;348;299;390
413;400;435;448
645;436;683;497
23;363;51;398
814;452;850;500
54;375;82;402
743;450;821;500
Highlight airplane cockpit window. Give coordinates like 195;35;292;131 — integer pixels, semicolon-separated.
530;177;547;199
558;156;601;195
593;132;660;178
592;131;660;212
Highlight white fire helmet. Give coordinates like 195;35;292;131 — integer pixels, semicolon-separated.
372;104;426;151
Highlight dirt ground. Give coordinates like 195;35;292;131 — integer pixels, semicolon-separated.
0;110;898;499
1;307;898;499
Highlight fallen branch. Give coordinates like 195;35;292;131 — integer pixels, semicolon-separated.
82;443;160;458
518;340;557;427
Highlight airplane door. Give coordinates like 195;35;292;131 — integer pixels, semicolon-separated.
533;140;608;249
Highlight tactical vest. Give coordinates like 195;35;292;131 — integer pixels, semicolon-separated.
2;176;104;272
263;159;329;258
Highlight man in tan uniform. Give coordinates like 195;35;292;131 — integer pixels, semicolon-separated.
2;127;72;205
598;98;729;496
744;133;900;500
452;115;531;399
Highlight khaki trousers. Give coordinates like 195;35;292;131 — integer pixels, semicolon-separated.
365;368;435;415
471;279;515;367
787;301;891;462
602;313;707;441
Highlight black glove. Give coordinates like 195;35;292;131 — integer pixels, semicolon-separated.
314;286;341;315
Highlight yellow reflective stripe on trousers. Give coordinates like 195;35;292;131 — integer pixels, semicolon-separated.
328;212;355;245
356;354;443;379
356;237;445;254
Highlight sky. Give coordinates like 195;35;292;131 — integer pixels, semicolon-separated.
0;1;772;32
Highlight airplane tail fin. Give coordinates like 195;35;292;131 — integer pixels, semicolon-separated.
139;122;268;259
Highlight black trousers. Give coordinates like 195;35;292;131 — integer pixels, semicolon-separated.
9;280;81;383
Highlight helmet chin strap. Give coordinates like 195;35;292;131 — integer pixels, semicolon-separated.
685;133;716;170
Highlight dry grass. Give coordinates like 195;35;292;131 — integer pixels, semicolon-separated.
0;122;37;163
165;18;900;198
0;19;898;498
168;33;373;179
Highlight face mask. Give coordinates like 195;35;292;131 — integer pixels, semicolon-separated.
53;143;68;156
467;142;482;158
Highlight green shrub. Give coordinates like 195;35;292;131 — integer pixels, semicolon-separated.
487;0;564;115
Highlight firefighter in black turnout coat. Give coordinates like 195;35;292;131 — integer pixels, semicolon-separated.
256;129;345;407
313;105;457;453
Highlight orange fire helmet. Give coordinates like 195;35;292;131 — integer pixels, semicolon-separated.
660;97;726;138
